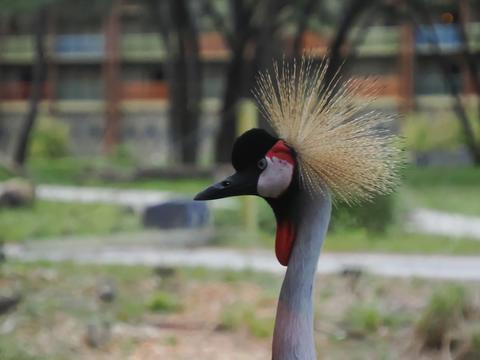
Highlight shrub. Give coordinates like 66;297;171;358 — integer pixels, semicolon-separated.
30;115;69;159
402;112;463;152
330;194;396;233
416;284;471;349
0;339;41;360
148;291;182;313
218;302;274;339
344;304;382;337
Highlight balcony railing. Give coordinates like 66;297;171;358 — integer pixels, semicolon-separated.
356;26;400;56
348;76;400;98
54;34;104;60
121;33;165;61
56;78;103;100
0;81;50;100
415;24;462;52
121;81;168;100
0;35;34;62
3;25;479;64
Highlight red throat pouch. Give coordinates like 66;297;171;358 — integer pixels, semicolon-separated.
275;219;295;266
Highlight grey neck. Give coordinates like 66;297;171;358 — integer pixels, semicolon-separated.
272;190;331;360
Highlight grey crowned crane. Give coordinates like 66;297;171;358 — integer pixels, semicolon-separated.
195;58;401;360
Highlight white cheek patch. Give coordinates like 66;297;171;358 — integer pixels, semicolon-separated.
257;156;294;198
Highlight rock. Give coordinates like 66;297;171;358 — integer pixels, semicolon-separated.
153;266;176;279
340;266;364;279
97;280;116;303
85;321;111;348
142;199;209;229
0;293;21;315
341;266;363;294
0;242;5;263
0;178;35;208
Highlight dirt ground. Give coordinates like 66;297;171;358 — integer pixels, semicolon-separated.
1;261;480;360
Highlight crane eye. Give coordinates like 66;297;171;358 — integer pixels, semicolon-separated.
257;158;267;170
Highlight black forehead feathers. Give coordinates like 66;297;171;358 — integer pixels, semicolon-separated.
231;128;278;171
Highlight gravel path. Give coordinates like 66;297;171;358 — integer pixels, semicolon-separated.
406;207;480;240
5;244;480;281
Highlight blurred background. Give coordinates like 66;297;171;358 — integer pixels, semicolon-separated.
1;0;480;359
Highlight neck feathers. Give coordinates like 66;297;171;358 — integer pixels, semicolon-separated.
272;190;331;360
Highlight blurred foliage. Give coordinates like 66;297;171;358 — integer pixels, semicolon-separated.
341;302;411;339
0;339;43;360
108;144;136;167
0;0;113;16
330;194;396;233
0;0;57;15
219;302;274;339
0;165;12;181
402;112;480;152
403;166;480;187
462;326;480;360
416;284;472;349
30;116;70;160
403;166;480;216
149;291;182;313
343;304;382;336
403;112;462;151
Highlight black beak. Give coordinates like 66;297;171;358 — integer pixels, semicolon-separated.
194;171;258;200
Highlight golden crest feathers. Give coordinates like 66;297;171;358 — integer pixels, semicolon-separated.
253;57;402;203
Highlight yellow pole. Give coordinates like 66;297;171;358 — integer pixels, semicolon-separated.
236;99;258;236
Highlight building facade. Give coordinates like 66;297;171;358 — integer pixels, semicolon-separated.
0;0;479;165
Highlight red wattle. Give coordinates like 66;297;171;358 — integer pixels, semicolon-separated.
266;140;295;165
275;220;295;266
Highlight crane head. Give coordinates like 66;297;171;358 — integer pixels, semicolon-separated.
195;128;298;266
194;128;296;201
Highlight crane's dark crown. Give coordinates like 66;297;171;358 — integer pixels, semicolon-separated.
231;128;278;171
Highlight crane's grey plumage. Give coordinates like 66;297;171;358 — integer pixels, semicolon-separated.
272;189;331;359
195;57;401;359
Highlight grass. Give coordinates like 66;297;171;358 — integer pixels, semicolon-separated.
415;284;472;349
0;260;280;358
342;303;411;339
0;261;155;359
2;260;480;359
402;166;480;216
0;342;44;360
0;200;140;242
219;302;274;339
149;291;182;313
343;304;383;336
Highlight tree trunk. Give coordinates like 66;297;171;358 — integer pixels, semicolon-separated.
175;0;202;164
214;0;254;163
147;0;201;164
292;0;318;57
13;6;47;166
215;41;248;163
325;0;375;85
